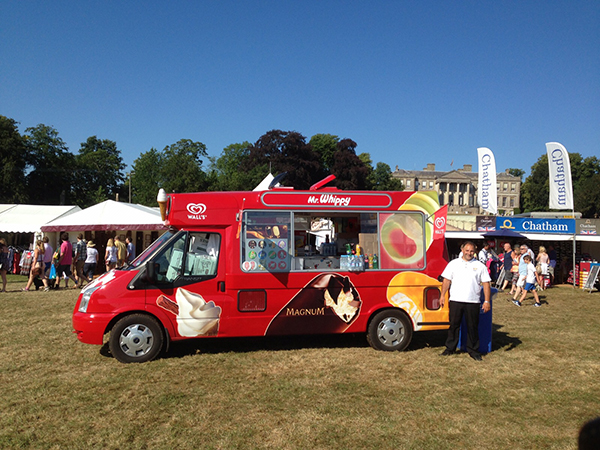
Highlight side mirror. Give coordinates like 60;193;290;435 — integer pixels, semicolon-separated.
142;260;156;283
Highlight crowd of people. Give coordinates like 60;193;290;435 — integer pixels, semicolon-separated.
473;240;557;305
16;233;135;291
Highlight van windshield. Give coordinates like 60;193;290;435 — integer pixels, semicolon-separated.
129;231;175;269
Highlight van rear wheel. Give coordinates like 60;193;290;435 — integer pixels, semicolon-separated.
109;314;164;363
367;309;413;351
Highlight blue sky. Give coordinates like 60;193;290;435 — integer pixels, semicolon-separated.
1;1;598;178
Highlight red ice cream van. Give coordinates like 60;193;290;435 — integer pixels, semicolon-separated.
73;176;450;363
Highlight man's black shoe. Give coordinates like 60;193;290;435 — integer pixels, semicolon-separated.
469;353;483;361
440;349;454;356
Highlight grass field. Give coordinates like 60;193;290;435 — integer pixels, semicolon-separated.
0;274;598;449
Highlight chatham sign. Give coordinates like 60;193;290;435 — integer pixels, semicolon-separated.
498;217;575;234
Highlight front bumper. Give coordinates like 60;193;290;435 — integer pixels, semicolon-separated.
72;312;115;345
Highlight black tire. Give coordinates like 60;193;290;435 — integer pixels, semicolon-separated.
109;314;164;363
367;309;413;351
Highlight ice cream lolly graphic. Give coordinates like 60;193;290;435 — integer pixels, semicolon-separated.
156;288;221;337
265;273;361;336
157;188;168;221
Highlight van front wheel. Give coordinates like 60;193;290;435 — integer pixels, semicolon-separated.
367;310;413;351
109;314;164;363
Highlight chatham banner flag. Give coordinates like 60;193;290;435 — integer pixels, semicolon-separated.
477;147;497;214
546;142;574;210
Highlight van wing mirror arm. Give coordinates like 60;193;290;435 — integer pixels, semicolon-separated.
144;260;156;283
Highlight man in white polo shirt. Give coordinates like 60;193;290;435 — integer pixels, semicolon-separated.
440;241;491;361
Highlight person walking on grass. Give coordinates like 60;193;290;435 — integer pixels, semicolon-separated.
0;238;10;292
42;236;53;281
126;236;135;264
500;242;513;292
56;232;77;289
74;233;87;288
114;235;127;268
508;244;520;296
536;246;550;290
513;254;542;307
105;238;117;272
22;240;49;292
512;245;529;301
440;241;491;362
83;241;98;285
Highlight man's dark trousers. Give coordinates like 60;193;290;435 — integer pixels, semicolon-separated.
445;300;481;356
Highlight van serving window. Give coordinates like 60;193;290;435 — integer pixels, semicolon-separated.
240;210;427;272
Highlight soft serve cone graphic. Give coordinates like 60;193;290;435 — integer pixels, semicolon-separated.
157;188;168;221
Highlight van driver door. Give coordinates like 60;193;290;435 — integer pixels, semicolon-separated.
149;230;231;338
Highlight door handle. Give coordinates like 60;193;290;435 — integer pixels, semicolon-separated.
218;281;225;292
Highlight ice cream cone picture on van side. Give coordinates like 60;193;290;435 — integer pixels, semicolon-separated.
156;288;222;337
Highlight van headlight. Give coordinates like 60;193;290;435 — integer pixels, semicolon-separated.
79;287;99;313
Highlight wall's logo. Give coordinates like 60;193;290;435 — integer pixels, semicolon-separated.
434;216;446;237
186;203;207;219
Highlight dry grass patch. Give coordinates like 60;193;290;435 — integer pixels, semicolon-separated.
0;276;598;449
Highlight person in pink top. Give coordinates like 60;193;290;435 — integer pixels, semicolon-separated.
42;236;53;277
56;232;77;289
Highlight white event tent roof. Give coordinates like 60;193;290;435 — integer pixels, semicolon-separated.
0;204;81;233
41;200;165;232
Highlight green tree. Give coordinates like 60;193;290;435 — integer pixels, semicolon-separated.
521;152;600;213
575;174;600;218
507;168;525;181
130;148;163;206
371;162;403;191
0;116;28;203
131;139;209;205
358;152;373;168
359;152;375;189
309;134;339;173
161;139;208;194
248;130;324;190
24;124;75;205
208;142;262;191
571;156;600;193
73;136;126;207
521;154;550;212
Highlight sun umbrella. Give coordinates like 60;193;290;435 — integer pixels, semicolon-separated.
482;228;525;239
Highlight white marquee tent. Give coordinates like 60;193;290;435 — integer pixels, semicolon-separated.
41;200;165;232
0;204;81;233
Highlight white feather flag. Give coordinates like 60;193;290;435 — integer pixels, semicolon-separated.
546;142;574;210
477;147;497;214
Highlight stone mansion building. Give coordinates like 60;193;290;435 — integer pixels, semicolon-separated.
392;163;521;215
